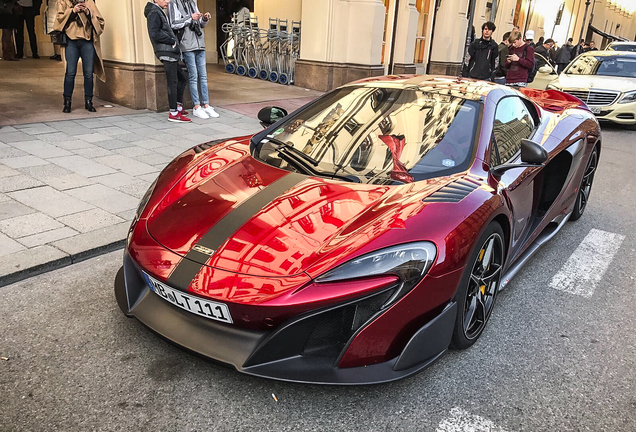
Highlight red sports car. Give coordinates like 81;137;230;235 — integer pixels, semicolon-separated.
115;76;601;384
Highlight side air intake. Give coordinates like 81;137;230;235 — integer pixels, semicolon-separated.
422;177;480;203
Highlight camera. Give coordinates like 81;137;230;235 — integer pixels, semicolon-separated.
189;21;202;37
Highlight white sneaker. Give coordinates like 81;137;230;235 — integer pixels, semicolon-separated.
204;106;220;118
193;106;210;119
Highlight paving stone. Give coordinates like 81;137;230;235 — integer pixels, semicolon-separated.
0;193;9;202
17;163;72;179
48;155;117;177
9;140;73;159
181;132;214;144
137;172;160;183
71;145;114;158
112;132;144;143
93;154;157;176
58;208;125;233
0;147;29;159
132;138;170;150
154;146;185;158
93;126;128;136
116;209;136;220
0;200;36;221
133;152;172;166
9;186;95;218
0;232;26;258
92;139;133;150
0;174;45;193
0;212;63;238
0;244;68;276
71;119;111;129
16;227;79;248
115;181;151;199
38;132;81;144
114;146;153;158
75;133;113;143
0;164;19;178
54;140;95;150
43;173;94;191
51;125;96;136
0;131;33;143
2;155;49;169
15;124;59;135
65;184;140;213
51;222;129;256
92;172;140;188
0;126;18;133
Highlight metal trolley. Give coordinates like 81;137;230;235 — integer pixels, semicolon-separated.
220;14;301;85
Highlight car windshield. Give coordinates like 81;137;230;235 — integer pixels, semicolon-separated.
565;55;636;77
609;44;636;52
252;86;481;184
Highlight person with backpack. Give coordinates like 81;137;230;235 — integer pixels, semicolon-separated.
505;30;535;87
493;31;510;84
145;0;190;122
466;21;499;81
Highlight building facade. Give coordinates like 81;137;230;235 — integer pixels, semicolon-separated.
18;0;636;109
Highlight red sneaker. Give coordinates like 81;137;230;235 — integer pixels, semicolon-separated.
168;112;192;123
177;107;189;115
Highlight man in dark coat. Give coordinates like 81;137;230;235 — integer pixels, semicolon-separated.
0;0;19;60
555;38;574;73
534;38;555;69
145;0;191;123
467;21;499;81
14;0;41;58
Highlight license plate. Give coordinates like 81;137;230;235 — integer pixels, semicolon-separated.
143;273;233;324
589;106;602;114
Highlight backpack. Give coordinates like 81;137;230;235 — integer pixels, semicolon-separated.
524;44;539;83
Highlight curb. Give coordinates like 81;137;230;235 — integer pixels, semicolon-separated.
0;239;125;288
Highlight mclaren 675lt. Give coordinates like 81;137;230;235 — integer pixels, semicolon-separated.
115;76;601;384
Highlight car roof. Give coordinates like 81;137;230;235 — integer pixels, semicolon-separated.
345;75;498;101
608;42;636;46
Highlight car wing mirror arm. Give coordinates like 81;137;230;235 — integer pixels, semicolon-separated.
491;163;545;176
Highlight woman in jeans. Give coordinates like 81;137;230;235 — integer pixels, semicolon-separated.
55;0;105;113
169;0;219;119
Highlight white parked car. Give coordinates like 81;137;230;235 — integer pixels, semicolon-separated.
606;41;636;52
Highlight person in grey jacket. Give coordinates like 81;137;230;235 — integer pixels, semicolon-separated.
168;0;219;119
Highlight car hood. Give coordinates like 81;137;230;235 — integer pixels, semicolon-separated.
556;73;636;93
146;141;449;278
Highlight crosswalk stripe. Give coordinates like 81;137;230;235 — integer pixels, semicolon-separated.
437;407;508;432
549;228;625;298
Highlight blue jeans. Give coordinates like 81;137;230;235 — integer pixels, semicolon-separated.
64;38;95;98
183;50;209;106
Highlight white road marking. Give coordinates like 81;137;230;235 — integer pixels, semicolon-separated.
437;407;509;432
549;228;625;298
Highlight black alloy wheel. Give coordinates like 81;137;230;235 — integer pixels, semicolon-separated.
451;223;505;350
570;148;598;221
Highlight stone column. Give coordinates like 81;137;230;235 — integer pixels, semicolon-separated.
392;0;419;74
294;0;386;92
427;0;471;76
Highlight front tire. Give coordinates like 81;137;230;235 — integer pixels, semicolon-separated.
450;222;505;350
570;148;598;221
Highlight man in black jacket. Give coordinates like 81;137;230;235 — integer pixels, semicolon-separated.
145;0;191;122
467;21;498;81
534;38;555;69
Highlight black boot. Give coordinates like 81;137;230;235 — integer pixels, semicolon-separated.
63;96;72;113
85;96;96;112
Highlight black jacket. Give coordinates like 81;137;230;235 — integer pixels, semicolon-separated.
144;1;180;60
0;0;19;29
468;38;499;80
555;45;573;64
534;45;550;68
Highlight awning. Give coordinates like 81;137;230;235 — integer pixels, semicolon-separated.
589;24;629;42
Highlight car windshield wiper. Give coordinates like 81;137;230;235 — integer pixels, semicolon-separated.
262;137;355;182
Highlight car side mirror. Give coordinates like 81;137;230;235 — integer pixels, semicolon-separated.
520;139;548;164
257;106;288;128
491;139;548;176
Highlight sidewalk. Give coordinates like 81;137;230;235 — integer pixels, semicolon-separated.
0;103;311;285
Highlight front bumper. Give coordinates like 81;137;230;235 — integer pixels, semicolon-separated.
589;101;636;125
115;252;457;385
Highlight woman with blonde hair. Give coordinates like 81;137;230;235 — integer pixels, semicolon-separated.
55;0;105;113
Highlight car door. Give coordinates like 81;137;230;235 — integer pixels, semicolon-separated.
490;96;541;260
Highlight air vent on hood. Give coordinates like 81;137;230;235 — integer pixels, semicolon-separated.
422;177;480;203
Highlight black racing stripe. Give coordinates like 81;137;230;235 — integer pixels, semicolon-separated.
167;172;306;291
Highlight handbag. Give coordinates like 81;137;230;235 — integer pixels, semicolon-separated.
50;30;68;46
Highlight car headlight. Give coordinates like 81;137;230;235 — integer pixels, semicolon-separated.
618;90;636;104
316;242;437;303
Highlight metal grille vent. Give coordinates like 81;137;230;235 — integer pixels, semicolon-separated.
423;177;480;203
565;90;619;106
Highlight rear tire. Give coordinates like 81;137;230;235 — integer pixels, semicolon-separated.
570;148;598;221
450;222;505;350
